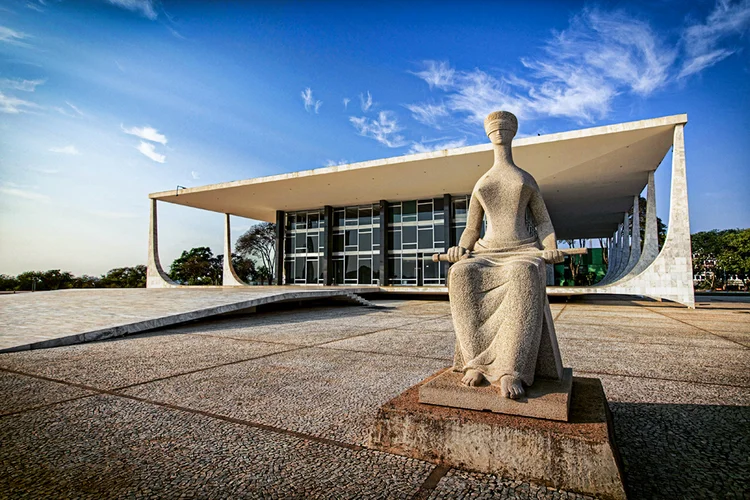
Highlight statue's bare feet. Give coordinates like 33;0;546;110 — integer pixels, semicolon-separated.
500;375;525;399
461;369;485;387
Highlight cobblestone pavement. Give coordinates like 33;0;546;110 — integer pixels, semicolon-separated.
0;295;748;498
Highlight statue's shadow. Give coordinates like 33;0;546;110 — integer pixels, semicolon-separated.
610;402;749;499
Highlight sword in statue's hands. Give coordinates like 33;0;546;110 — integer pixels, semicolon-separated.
432;247;587;264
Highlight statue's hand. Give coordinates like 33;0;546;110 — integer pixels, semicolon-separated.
541;249;565;264
447;246;467;263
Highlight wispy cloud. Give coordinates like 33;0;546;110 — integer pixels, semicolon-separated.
191;171;200;180
404;102;449;129
25;2;45;13
0;26;28;46
121;124;167;144
0;78;45;92
409;137;467;154
65;101;84;116
678;0;750;78
350;111;406;148
106;0;157;20
301;87;322;113
360;91;373;112
409;4;746;125
0;185;50;202
324;159;348;167
410;60;455;90
0;91;39;114
342;97;350;110
136;141;165;163
49;145;79;155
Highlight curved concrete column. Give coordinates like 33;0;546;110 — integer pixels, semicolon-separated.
608;124;695;307
599;225;622;285
614;195;642;282
597;231;616;285
147;199;179;288
223;214;248;286
623;171;659;278
609;212;631;283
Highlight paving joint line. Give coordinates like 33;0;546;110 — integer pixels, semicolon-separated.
412;465;451;499
0;393;100;418
112;345;307;391
552;303;567;321
560;335;746;350
316;345;451;363
0;364;365;453
645;306;750;350
575;369;750;389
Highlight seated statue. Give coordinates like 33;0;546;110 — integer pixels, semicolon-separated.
446;111;564;400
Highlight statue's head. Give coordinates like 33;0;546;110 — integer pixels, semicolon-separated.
484;111;518;145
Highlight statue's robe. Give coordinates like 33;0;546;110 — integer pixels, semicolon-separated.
448;236;563;386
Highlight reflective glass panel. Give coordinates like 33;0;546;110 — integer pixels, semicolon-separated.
358;258;371;284
359;231;372;251
345;255;357;280
359;208;372;226
333;233;344;253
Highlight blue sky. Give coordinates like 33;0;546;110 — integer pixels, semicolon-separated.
1;0;749;275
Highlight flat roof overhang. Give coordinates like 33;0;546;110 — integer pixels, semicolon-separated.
150;114;687;240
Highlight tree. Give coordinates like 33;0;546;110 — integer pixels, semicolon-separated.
0;274;19;291
633;196;667;251
563;239;587;285
99;266;147;288
231;255;256;283
235;223;277;284
169;247;222;285
692;229;750;290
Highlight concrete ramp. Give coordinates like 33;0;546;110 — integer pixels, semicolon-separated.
0;287;378;353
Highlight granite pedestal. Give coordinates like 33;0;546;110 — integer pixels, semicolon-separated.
370;373;626;500
419;367;573;421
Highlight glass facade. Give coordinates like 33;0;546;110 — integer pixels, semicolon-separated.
331;204;380;285
387;198;447;286
283;210;325;284
279;194;535;287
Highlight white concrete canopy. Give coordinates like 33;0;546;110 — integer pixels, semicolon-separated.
150;114;687;240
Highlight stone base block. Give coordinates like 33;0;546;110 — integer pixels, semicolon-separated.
419;368;572;421
370;374;626;500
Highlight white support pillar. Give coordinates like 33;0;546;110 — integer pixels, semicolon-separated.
600;224;622;286
223;214;247;286
611;212;631;282
146;199;179;288
618;195;641;280
625;171;659;278
609;124;695;308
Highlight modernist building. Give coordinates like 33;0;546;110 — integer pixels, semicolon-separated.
147;114;695;308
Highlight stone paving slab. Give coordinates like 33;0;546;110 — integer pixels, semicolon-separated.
592;372;750;406
184;310;424;345
0;287;377;353
323;328;455;360
560;337;750;387
0;371;96;416
555;322;740;349
0;394;434;499
122;347;448;446
0;333;293;390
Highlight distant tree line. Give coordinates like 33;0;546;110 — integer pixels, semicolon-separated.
0;222;278;291
0;266;148;291
692;228;750;290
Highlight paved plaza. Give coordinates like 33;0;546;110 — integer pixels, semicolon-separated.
0;295;748;498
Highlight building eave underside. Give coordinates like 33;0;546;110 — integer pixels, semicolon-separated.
150;114;687;240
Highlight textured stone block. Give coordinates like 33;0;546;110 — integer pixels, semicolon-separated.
370;374;626;500
418;367;572;421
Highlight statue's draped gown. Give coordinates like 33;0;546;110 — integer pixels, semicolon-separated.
449;167;562;386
